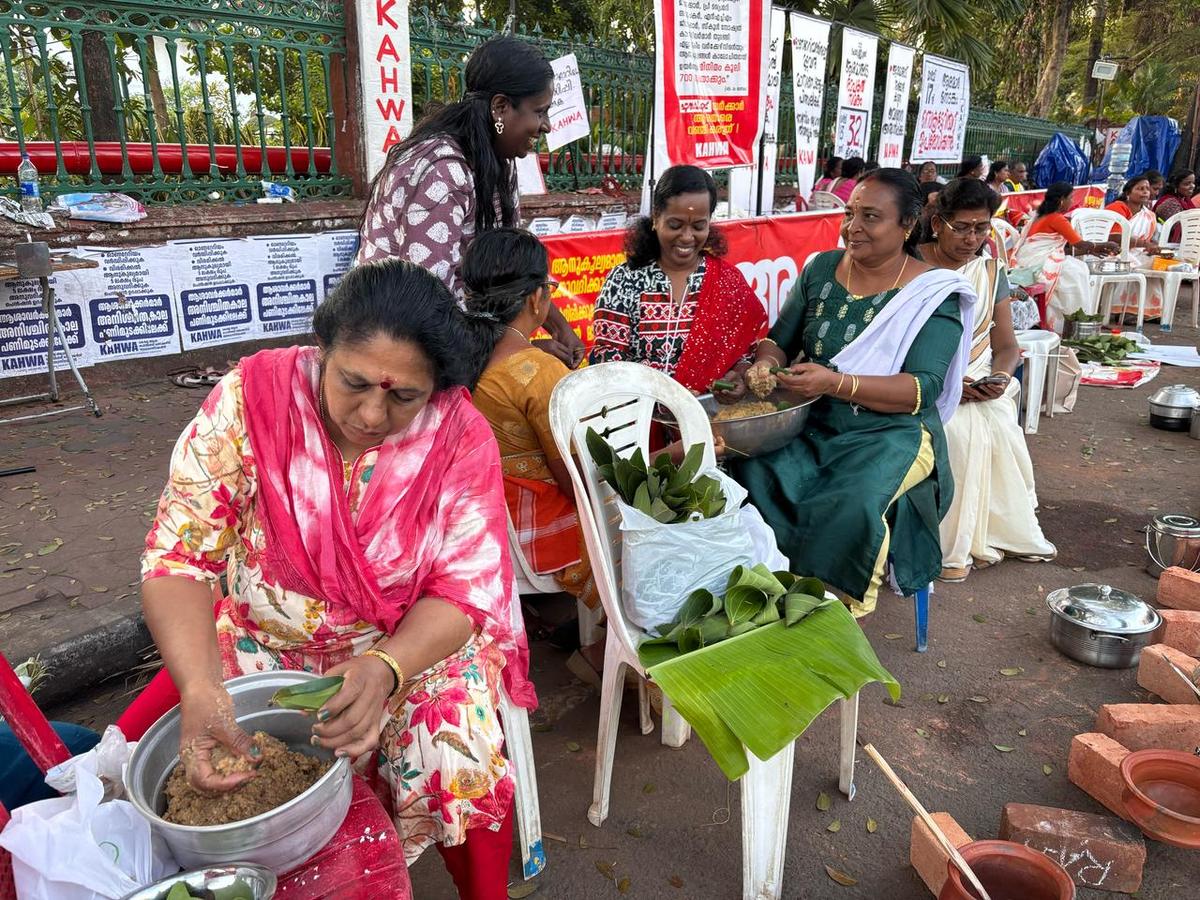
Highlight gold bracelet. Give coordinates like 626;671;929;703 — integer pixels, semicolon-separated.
911;375;922;415
363;648;405;696
835;373;846;397
850;375;861;399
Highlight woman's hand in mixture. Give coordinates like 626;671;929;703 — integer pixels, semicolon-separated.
310;654;395;759
178;686;261;793
712;368;748;403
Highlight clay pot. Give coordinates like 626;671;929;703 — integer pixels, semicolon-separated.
938;840;1075;900
1120;748;1200;849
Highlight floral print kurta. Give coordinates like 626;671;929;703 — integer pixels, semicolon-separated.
143;370;514;862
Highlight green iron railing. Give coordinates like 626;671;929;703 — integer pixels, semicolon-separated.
1;3;1091;204
0;0;352;203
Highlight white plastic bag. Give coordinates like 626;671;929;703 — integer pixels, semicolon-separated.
618;467;788;635
0;728;177;899
44;725;134;800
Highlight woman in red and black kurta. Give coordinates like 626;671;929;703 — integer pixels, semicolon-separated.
589;166;767;393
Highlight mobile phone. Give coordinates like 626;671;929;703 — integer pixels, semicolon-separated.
969;374;1007;388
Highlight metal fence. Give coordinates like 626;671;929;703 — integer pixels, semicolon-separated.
0;0;352;203
1;3;1089;204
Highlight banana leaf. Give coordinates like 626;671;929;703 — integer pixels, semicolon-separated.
640;603;900;780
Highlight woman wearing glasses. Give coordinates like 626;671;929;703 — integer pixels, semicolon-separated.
589;165;768;394
917;178;1055;583
468;229;602;645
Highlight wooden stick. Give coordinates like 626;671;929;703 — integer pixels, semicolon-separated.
862;743;992;900
1167;659;1200;701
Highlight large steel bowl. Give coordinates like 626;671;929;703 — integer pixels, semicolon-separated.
658;393;815;458
120;863;277;900
124;671;353;873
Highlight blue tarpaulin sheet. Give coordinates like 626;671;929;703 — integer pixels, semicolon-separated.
1093;115;1181;180
1033;133;1091;188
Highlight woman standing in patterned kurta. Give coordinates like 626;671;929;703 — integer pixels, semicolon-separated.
134;262;531;899
589;165;768;393
356;35;583;369
728;170;975;616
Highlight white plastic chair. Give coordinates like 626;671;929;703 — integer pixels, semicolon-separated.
990;218;1020;265
506;511;604;647
808;190;846;211
498;579;547;881
1068;208;1149;328
1144;209;1200;330
548;361;859;900
1014;330;1061;435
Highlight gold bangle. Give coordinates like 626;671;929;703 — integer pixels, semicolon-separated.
911;375;922;415
850;375;861;399
835;373;846;397
363;648;405;696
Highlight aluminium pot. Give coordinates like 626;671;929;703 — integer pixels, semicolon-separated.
124;671;352;873
1046;583;1162;668
1147;383;1199;432
1146;514;1200;578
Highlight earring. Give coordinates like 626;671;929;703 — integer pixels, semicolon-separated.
494;119;504;135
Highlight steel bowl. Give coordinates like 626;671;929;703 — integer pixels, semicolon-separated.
657;393;815;458
1046;583;1162;668
120;863;277;900
124;671;353;873
1087;257;1133;275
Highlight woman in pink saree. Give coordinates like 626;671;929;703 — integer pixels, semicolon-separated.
130;261;531;899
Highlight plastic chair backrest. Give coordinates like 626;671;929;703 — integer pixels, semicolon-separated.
991;218;1020;255
505;511;560;595
809;190;845;210
1160;209;1200;265
548;362;716;660
1069;208;1132;257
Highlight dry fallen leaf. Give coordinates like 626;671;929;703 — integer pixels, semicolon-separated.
507;883;538;899
642;783;656;795
825;865;858;887
866;817;878;834
669;875;684;889
565;741;581;753
1000;667;1024;676
1018;728;1028;737
90;585;108;593
936;659;947;669
972;613;987;623
626;826;643;838
883;633;902;640
968;695;990;703
36;538;62;556
994;744;1015;753
617;877;631;894
1043;764;1053;776
816;791;832;812
916;728;930;738
1104;517;1119;524
937;694;950;704
827;819;841;833
595;860;616;881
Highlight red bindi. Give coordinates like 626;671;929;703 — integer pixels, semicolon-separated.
379;379;393;390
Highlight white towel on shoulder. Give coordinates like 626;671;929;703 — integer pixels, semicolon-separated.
830;266;977;422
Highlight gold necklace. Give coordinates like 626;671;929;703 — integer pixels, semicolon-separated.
505;325;529;344
846;256;908;300
318;374;353;485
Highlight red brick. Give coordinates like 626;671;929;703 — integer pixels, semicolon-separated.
1096;702;1200;753
910;812;972;896
1137;644;1200;705
1160;609;1200;656
998;802;1145;894
1068;733;1132;821
1158;566;1200;612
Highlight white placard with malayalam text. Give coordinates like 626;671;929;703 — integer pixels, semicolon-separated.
547;53;590;152
911;54;970;164
878;43;916;169
834;27;878;160
789;13;831;202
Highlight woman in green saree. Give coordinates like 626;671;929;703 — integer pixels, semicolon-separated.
725;169;976;616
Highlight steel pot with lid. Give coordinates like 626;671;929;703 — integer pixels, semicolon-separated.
1147;383;1199;431
1046;583;1162;668
1146;514;1200;578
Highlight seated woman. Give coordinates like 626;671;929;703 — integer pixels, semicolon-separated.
831;156;866;202
917;161;946;185
466;228;600;636
1011;182;1117;332
128;261;532;899
812;156;843;194
1105;174;1164;322
1154;169;1197;239
985;160;1010;195
916;178;1056;583
725;169;975;617
957;156;985;180
589;164;767;393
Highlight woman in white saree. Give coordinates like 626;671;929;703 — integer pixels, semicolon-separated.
918;178;1056;583
1011;182;1118;333
1104;174;1164;321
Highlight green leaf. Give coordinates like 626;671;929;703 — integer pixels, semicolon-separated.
653;451;673;473
999;667;1024;677
751;600;781;627
724;586;767;625
269;676;344;710
791;576;826;599
633;481;651;514
1043;764;1053;776
726;563;787;598
826;819;841;833
670;442;704;488
866;817;878;833
674;589;722;628
566;741;581;753
816;791;831;811
585;427;613;468
784;593;829;626
972;613;987;624
994;744;1015;753
166;885;194;900
641;606;901;780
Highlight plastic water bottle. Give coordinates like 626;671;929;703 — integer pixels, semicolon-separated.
17;152;40;212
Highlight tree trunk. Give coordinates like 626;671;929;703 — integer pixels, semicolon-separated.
1029;0;1071;118
146;40;171;138
81;31;119;141
1081;0;1107;110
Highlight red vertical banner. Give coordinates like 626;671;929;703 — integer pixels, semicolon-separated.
655;0;769;170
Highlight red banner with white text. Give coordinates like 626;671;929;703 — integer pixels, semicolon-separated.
655;0;769;170
545;211;843;345
1004;186;1106;225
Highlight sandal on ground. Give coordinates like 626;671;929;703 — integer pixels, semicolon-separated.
938;566;971;583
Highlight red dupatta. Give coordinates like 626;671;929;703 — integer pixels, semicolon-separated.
672;254;769;393
239;346;534;708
